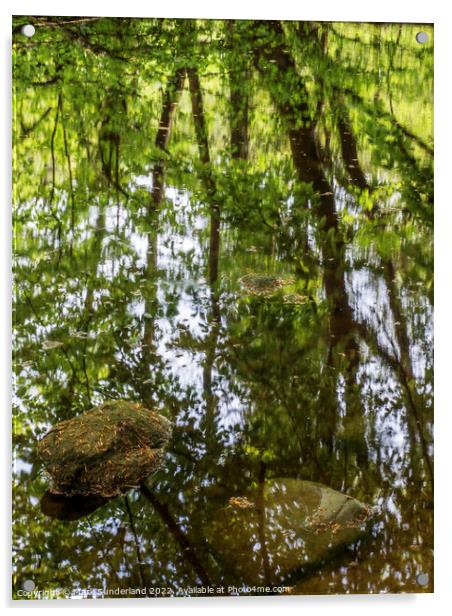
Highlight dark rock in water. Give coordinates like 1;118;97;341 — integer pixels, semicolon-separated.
40;490;111;521
206;478;374;586
37;400;172;498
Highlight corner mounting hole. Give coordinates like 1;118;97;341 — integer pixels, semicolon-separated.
21;24;35;38
416;572;429;586
416;31;428;44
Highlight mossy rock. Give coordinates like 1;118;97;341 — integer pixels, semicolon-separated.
238;274;310;307
37;400;172;498
239;274;295;297
206;478;375;586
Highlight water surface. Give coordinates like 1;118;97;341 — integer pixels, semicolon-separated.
12;17;433;598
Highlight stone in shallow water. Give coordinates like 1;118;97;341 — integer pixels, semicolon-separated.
239;274;294;297
207;478;374;586
37;400;172;498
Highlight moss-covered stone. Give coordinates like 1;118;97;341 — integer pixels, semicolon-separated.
206;478;375;585
37;400;172;497
239;274;294;297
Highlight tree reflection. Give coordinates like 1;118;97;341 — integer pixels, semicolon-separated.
13;16;433;597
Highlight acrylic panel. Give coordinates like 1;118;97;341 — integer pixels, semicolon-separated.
12;16;433;599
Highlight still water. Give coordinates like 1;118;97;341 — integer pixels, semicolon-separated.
12;17;433;597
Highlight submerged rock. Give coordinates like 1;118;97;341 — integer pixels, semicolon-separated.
37;400;172;498
207;478;374;586
239;274;295;297
40;490;111;521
